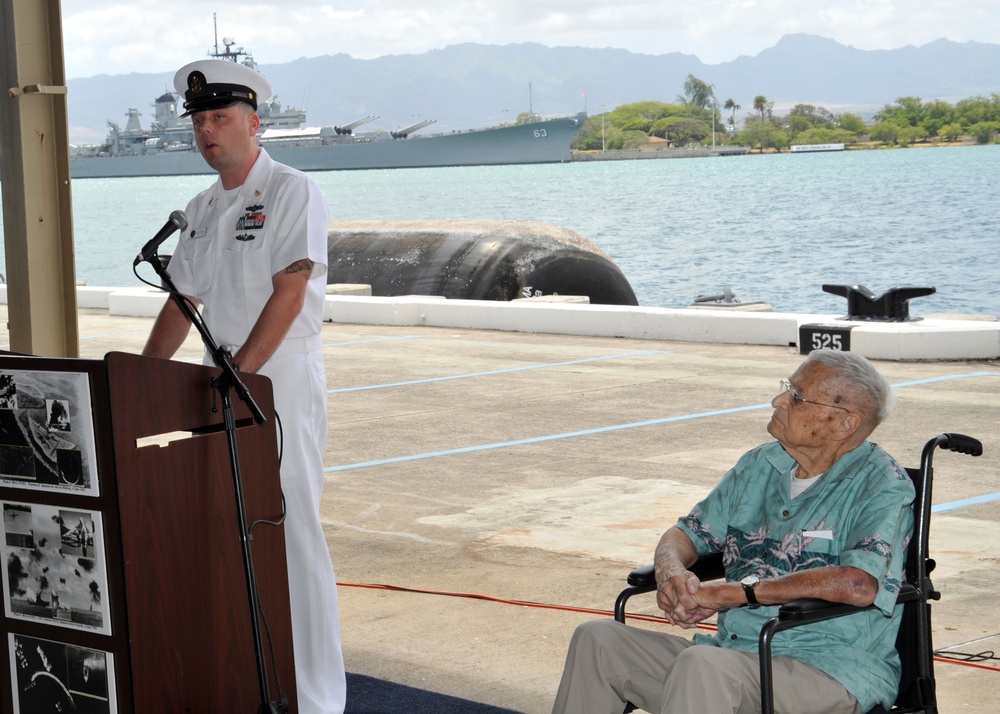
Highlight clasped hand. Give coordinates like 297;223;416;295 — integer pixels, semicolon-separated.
655;568;727;628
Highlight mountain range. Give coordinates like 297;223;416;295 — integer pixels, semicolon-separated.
66;34;1000;145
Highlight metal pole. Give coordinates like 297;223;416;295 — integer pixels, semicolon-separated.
712;98;717;148
599;104;606;152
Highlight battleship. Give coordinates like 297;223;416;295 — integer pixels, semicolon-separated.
69;38;586;179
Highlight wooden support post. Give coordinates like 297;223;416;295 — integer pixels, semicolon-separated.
0;0;80;357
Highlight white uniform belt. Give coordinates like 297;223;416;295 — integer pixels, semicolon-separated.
269;335;323;359
211;335;323;363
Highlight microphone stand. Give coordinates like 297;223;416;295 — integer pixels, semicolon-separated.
147;255;287;714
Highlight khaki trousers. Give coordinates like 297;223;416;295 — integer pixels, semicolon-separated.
551;619;862;714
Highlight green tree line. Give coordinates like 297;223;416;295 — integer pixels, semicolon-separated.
573;74;1000;152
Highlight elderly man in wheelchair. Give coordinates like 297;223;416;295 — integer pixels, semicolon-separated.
552;349;980;714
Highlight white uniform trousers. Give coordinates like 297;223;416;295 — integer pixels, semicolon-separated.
259;342;346;714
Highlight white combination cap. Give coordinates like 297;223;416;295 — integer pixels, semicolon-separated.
173;59;272;117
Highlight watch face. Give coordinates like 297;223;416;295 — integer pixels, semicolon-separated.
741;575;761;607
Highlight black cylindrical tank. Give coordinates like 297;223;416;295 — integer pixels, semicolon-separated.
327;220;638;306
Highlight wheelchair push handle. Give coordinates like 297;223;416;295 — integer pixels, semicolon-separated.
934;433;983;457
940;432;983;456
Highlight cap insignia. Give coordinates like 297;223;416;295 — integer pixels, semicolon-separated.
187;71;206;95
188;70;205;94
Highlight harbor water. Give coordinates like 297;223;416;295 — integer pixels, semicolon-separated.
2;144;998;317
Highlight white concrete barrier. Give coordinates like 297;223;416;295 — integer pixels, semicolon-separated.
0;286;996;361
847;320;1000;361
77;286;116;309
107;287;170;317
325;295;1000;361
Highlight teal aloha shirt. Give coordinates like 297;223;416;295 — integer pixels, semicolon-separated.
675;440;915;713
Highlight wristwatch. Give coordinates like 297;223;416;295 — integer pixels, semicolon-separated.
740;575;761;608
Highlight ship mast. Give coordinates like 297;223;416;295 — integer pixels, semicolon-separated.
207;14;254;66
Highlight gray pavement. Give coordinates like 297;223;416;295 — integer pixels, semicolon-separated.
55;307;1000;712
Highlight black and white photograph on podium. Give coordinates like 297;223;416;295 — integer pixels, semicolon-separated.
0;370;99;497
2;502;111;635
8;632;117;714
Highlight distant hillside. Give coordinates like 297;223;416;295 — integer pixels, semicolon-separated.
66;35;1000;145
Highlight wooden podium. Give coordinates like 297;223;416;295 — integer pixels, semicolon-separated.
0;351;296;713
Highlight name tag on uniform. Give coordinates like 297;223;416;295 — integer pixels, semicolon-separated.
802;529;834;539
190;227;209;239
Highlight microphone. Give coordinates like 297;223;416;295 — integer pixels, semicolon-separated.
133;210;188;267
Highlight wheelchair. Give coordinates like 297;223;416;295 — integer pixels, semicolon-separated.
614;433;983;714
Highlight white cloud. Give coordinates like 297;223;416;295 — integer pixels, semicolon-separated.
59;0;1000;78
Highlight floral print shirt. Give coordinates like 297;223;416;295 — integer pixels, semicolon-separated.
676;440;914;712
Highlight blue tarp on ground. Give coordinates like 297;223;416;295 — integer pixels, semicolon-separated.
345;672;524;714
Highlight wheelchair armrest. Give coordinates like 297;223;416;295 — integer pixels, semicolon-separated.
759;582;925;714
615;566;657;622
777;581;920;624
626;563;655;587
626;552;725;587
775;598;870;623
759;599;877;714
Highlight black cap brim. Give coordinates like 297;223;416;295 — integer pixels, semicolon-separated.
181;84;257;118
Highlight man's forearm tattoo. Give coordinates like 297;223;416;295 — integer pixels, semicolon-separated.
285;259;315;275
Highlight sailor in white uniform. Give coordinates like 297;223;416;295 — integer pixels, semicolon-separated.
142;58;345;713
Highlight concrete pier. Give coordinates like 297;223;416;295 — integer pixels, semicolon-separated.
16;285;998;361
3;298;997;713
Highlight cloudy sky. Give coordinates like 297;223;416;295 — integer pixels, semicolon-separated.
62;0;999;79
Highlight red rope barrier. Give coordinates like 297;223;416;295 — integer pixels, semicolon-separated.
337;581;1000;672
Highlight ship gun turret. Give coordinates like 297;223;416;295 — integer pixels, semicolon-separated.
334;115;379;135
390;119;437;139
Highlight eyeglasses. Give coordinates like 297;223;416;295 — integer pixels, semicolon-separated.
779;380;849;411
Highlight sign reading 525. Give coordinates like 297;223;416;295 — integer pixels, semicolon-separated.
799;324;853;355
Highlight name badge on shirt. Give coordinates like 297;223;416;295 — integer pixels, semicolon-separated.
190;227;209;239
802;529;834;540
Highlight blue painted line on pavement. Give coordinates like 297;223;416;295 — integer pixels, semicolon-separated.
933;492;1000;513
79;331;150;340
327;370;998;513
172;333;425;364
329;371;999;473
892;371;1000;387
325;402;765;472
329;350;667;393
324;335;423;348
10;330;153;347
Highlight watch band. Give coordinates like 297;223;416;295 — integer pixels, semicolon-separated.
741;577;760;607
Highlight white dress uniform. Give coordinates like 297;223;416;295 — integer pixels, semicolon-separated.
168;148;346;713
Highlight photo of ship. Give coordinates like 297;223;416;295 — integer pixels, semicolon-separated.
69;37;586;179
